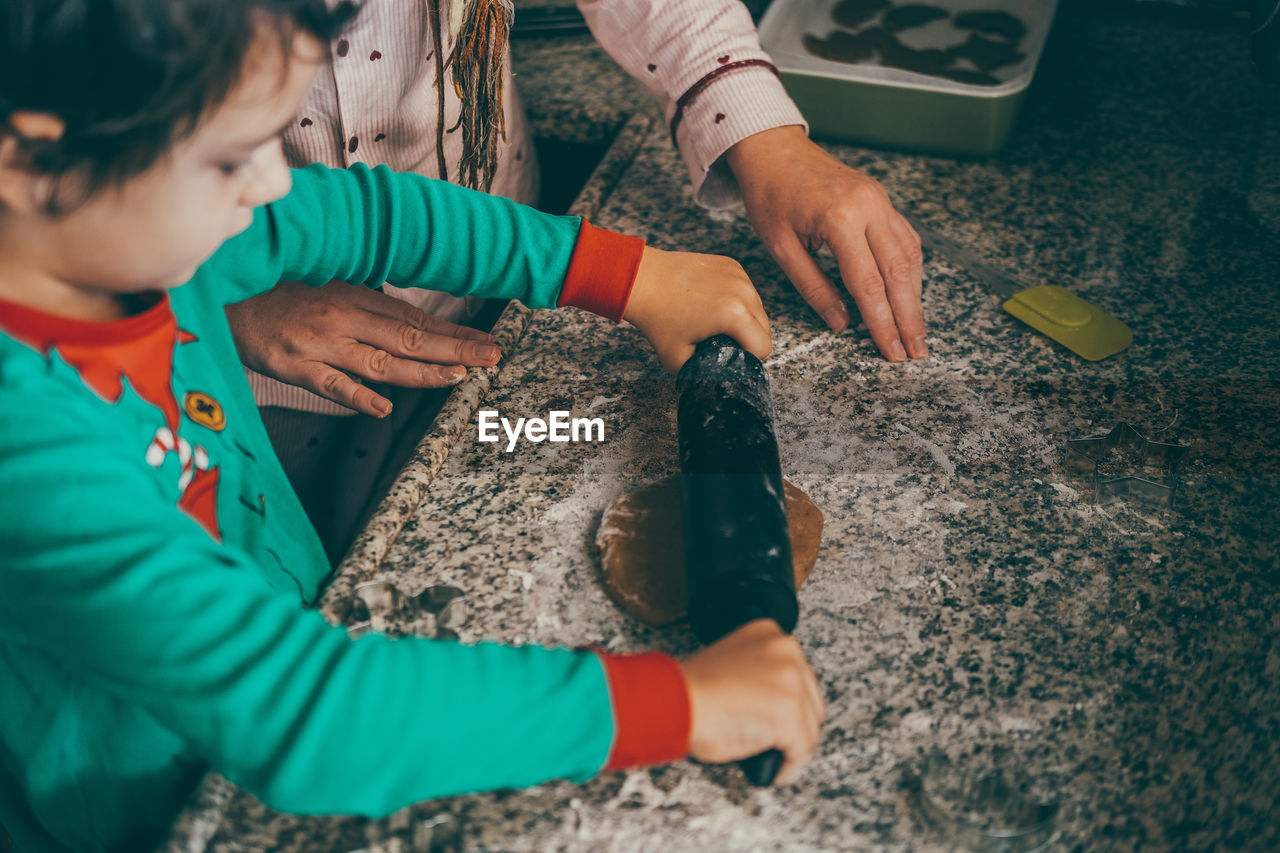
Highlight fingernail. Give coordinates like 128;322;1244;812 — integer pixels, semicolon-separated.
887;340;907;361
444;366;467;382
822;306;849;331
476;343;500;361
374;400;392;417
908;335;928;359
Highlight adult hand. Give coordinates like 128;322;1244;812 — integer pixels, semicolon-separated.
623;245;772;373
226;281;501;417
679;619;826;786
726;125;927;362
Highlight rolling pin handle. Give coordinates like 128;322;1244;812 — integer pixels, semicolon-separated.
741;748;784;787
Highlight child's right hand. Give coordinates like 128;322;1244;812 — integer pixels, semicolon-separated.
678;619;826;786
623;246;772;373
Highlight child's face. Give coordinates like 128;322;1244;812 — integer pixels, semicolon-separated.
36;28;326;294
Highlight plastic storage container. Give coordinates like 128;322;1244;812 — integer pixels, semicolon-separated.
758;0;1058;155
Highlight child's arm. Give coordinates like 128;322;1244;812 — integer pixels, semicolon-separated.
0;390;655;811
0;389;819;815
215;162;582;308
207;163;770;373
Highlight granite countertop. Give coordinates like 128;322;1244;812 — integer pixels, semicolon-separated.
166;2;1280;850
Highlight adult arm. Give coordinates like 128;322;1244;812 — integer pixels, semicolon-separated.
577;0;927;359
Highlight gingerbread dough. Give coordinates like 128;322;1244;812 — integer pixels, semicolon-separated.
595;475;823;626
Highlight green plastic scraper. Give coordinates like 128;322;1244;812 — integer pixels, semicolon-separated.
914;221;1132;361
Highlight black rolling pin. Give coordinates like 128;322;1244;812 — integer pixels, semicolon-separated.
676;335;799;787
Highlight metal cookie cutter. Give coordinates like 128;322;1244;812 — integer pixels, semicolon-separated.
1066;422;1189;509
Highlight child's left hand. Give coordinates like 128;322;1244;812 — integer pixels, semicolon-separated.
623;246;772;373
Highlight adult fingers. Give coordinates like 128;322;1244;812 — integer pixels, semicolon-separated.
293;361;394;417
828;227;907;362
351;286;495;343
344;309;501;370
867;216;927;359
767;229;851;332
338;341;471;390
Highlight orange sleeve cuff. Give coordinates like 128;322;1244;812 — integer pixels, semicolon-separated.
597;651;692;772
556;219;645;322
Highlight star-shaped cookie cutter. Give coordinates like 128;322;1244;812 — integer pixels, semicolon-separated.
1066;422;1189;509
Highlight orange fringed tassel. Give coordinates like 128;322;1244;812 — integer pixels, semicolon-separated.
445;0;512;192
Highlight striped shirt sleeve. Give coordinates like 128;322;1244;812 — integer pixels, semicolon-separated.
577;0;808;208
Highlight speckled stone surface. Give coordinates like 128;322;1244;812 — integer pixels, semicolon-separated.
508;25;647;146
319;111;657;624
165;2;1279;850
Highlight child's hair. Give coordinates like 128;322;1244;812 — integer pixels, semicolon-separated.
0;0;357;214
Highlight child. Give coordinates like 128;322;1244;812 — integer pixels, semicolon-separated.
0;2;825;851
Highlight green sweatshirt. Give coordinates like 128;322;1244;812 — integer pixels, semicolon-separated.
0;163;688;853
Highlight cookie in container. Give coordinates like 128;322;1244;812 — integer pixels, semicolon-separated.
759;0;1059;154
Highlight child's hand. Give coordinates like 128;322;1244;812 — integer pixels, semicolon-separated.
678;619;826;786
623;247;772;373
